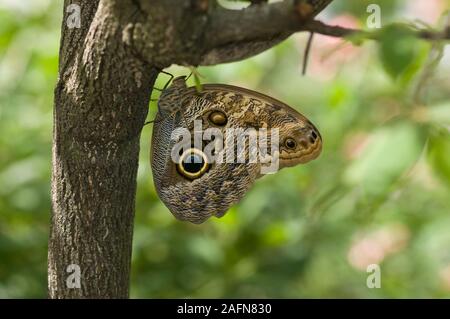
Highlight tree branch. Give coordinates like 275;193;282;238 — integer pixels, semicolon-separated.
199;0;449;65
303;20;450;41
200;0;334;65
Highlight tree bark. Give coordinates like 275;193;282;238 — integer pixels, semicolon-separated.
48;0;335;298
48;0;157;298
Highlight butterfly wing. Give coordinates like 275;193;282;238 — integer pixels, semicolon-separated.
157;161;259;224
151;80;321;224
152;88;260;224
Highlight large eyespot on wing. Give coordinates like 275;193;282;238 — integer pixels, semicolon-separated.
158;162;260;224
176;148;210;180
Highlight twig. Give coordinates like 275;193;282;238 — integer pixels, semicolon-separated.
302;32;314;75
303;20;450;41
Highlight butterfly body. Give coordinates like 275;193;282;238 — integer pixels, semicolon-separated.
151;77;322;224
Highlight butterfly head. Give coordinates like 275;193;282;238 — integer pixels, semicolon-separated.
276;113;322;168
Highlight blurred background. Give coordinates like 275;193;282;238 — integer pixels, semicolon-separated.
0;0;449;298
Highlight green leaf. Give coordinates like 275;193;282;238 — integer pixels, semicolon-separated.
427;130;450;187
397;41;429;87
378;24;420;79
189;66;203;92
346;32;366;46
345;122;425;195
194;73;203;92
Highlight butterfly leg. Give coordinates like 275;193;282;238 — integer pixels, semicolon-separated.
152;69;175;92
144;118;162;126
160;70;174;90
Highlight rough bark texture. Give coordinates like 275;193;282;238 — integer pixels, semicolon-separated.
48;0;333;298
49;0;158;298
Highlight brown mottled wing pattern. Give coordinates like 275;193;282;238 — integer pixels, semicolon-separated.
151;79;322;224
151;87;262;224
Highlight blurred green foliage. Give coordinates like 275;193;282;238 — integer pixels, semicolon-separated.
0;0;449;298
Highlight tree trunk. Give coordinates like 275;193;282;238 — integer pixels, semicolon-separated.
48;0;157;298
48;0;333;298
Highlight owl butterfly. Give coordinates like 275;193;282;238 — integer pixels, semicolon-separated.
151;76;322;224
